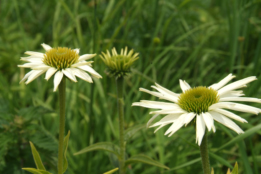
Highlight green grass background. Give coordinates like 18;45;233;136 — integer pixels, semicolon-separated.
1;0;261;173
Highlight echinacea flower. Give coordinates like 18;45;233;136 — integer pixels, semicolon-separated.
18;43;102;91
132;74;261;145
99;47;139;78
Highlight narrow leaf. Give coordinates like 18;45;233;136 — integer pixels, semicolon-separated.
209;152;233;168
211;168;214;174
103;168;119;174
124;154;169;170
22;168;52;174
217;124;261;151
231;162;238;174
74;142;120;157
62;130;70;174
124;124;145;141
29;142;46;170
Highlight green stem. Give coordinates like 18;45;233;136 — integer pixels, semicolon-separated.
116;77;125;174
58;78;66;174
200;131;210;174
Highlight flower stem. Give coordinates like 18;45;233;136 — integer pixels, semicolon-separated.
116;77;125;174
58;78;66;174
200;131;210;174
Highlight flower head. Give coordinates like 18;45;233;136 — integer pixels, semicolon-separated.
132;74;261;145
99;47;139;78
18;43;102;91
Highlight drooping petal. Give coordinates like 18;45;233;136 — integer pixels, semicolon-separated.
184;112;196;126
21;57;43;63
218;76;257;96
196;115;206;146
209;111;244;134
77;65;102;79
151;114;181;127
139;88;178;103
132;100;180;110
62;69;77;82
209;74;235;90
227;102;261;115
78;54;96;61
149;109;185;115
165;113;187;136
25;70;46;84
202;112;214;132
209;102;234;110
179;80;191;92
53;71;64;92
219;90;244;98
74;48;80;54
18;63;45;68
219;97;261;103
153;83;180;97
24;51;44;57
71;68;93;83
41;43;52;51
213;108;247;123
71;61;92;67
20;70;34;83
45;67;57;80
147;114;160;128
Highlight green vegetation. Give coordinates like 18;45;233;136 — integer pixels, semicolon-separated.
1;0;261;173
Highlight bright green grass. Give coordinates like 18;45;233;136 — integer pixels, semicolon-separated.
1;0;261;173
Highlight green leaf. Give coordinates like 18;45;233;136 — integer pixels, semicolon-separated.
124;124;145;141
74;142;120;158
124;154;169;170
29;142;46;170
231;162;238;174
103;168;119;174
62;130;70;174
209;152;233;168
217;124;261;151
22;168;52;174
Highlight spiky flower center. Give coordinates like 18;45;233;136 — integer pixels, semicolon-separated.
43;47;79;70
178;86;219;114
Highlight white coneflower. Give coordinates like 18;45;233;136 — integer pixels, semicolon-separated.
132;74;261;145
18;43;102;91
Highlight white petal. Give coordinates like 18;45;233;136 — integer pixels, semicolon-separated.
153;83;180;97
147;114;160;128
209;102;234;110
74;48;80;54
139;88;178;103
41;43;52;51
149;109;185;115
213;108;247;123
25;70;46;84
24;51;44;57
209;74;235;90
184;112;196;126
20;70;34;83
18;63;44;68
78;54;96;61
33;65;51;70
151;114;181;127
218;76;257;96
53;71;64;92
165;113;187;136
209;111;244;134
71;61;92;67
179;80;191;92
77;65;102;79
227;102;261;114
196;115;206;146
219;97;261;103
132;100;180;110
150;85;179;102
71;68;93;83
45;67;57;80
219;90;244;98
21;57;43;63
202;112;214;132
62;69;77;82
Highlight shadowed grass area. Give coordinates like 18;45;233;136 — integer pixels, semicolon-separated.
1;0;261;173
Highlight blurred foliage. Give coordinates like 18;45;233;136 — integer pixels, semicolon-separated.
1;0;261;173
